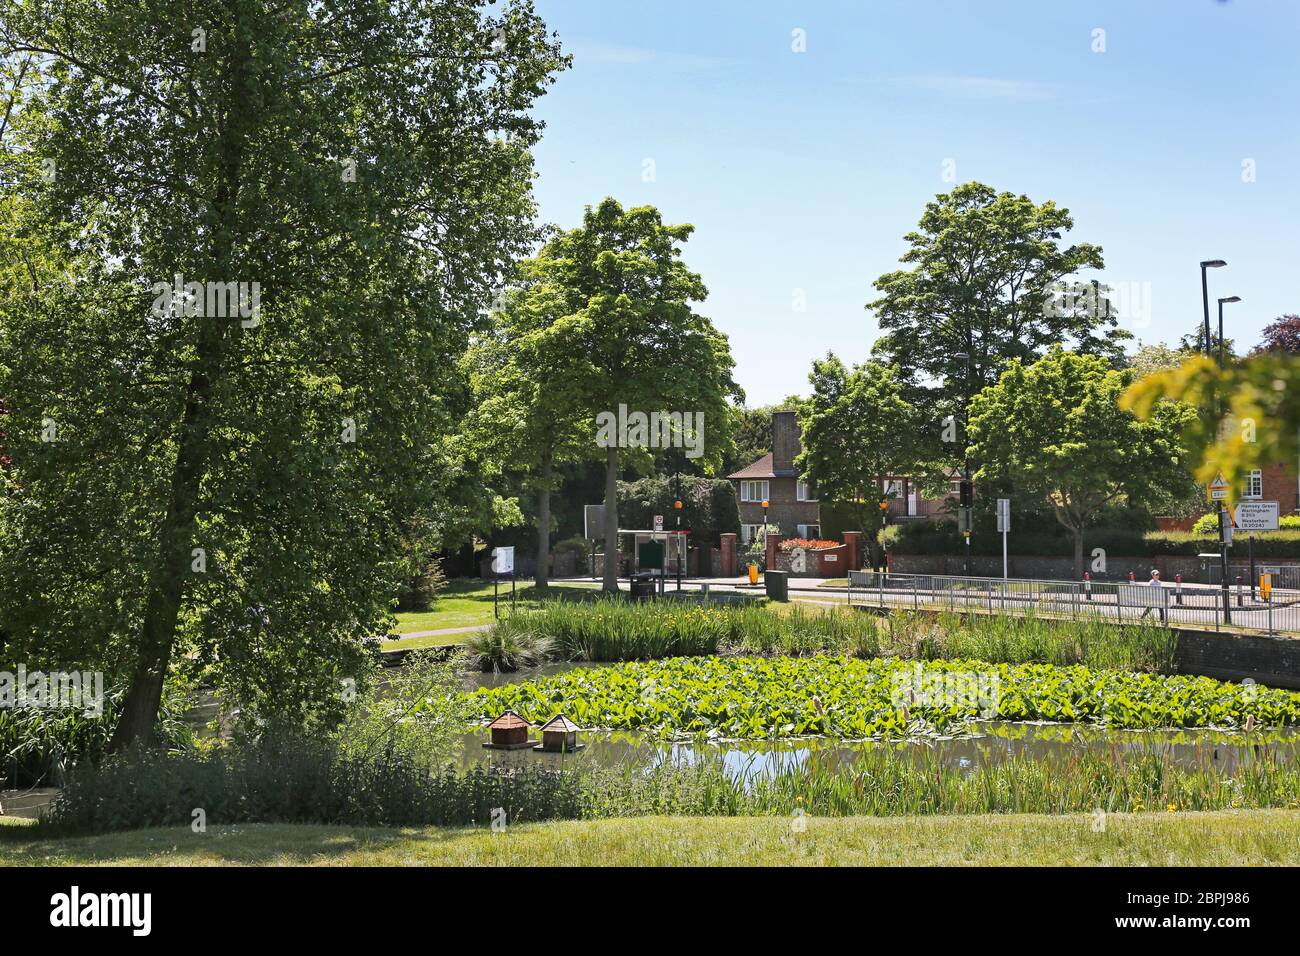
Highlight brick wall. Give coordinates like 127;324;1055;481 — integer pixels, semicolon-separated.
738;477;820;537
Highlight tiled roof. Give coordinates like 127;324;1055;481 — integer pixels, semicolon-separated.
487;711;530;730
728;452;775;480
541;714;580;732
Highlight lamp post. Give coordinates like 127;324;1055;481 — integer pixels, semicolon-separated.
1200;259;1230;623
1219;294;1247;595
673;493;684;590
954;349;974;576
1200;260;1226;355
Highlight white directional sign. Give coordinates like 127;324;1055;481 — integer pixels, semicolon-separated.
490;546;514;575
996;498;1011;533
1234;500;1280;531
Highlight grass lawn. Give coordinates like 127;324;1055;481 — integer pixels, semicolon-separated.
391;579;601;635
3;810;1297;866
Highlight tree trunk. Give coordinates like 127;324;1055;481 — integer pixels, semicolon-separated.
535;449;553;588
602;445;620;591
109;41;252;752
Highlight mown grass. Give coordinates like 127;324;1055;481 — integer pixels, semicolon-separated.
4;811;1298;866
485;599;1177;671
392;580;601;633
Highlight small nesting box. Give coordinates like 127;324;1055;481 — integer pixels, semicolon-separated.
483;710;534;750
535;714;583;753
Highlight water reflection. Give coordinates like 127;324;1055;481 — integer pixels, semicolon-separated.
461;721;1300;781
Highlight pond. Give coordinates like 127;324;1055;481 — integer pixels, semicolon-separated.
462;662;1300;779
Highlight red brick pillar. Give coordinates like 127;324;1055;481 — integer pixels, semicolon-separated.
842;531;861;571
766;533;782;571
720;533;738;578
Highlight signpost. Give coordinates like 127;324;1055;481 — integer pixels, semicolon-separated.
996;498;1010;579
1235;501;1278;598
491;546;515;618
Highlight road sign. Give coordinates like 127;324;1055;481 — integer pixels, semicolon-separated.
1209;474;1229;501
1220;508;1232;545
1234;500;1280;531
996;498;1010;533
653;514;664;532
490;546;514;575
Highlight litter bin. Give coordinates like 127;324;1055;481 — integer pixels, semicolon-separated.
630;572;658;601
765;569;789;602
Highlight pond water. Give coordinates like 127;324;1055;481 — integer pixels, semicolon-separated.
462;663;1300;779
461;721;1299;779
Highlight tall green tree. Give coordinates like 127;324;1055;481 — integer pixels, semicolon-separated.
868;182;1126;461
795;354;924;568
529;199;739;591
0;0;566;747
466;278;590;588
970;349;1196;576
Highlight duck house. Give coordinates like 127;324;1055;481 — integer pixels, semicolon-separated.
535;714;583;753
484;711;534;750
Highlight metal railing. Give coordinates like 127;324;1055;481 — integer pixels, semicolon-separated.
845;570;1298;636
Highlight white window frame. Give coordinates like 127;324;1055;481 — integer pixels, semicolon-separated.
740;480;769;503
1244;469;1263;500
797;524;821;540
797;480;817;502
741;523;763;545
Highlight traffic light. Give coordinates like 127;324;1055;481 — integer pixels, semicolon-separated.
959;480;973;508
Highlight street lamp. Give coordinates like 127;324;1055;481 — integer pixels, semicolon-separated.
1217;295;1241;370
673;495;684;590
954;350;974;576
1199;259;1227;355
1199;259;1230;623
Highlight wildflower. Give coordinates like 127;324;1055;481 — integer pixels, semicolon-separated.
1165;803;1177;813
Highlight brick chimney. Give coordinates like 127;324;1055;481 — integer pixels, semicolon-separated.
771;410;800;477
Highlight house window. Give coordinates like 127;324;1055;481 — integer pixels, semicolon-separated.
797;480;817;502
741;523;763;545
797;524;821;539
1244;470;1263;499
740;480;769;503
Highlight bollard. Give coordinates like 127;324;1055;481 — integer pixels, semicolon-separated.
1175;573;1183;605
1128;570;1135;583
1084;571;1092;601
1236;574;1243;607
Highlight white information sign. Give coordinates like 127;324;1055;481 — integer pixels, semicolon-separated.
1234;500;1280;531
491;546;514;575
653;514;664;532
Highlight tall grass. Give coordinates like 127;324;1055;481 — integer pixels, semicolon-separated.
37;737;1300;834
486;598;1176;672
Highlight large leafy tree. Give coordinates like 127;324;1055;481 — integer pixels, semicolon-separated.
970;349;1196;576
0;0;566;747
466;278;590;588
531;199;740;591
795;354;925;568
868;182;1126;457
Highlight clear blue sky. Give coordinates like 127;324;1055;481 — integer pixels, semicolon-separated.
529;0;1299;406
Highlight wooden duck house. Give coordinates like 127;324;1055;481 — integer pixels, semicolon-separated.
484;711;534;750
535;714;583;753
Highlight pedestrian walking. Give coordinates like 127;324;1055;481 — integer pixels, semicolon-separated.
1140;568;1166;623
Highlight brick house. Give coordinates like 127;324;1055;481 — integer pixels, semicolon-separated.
1243;462;1300;513
727;409;956;546
728;410;821;545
